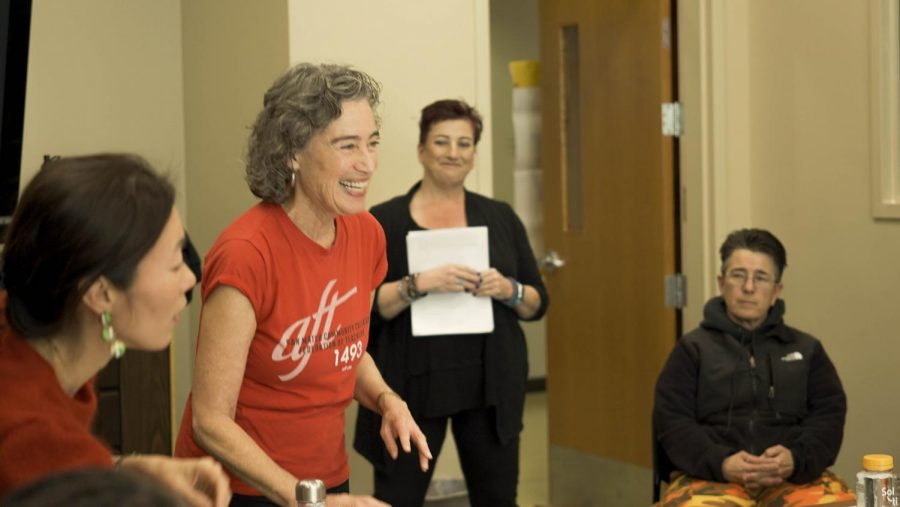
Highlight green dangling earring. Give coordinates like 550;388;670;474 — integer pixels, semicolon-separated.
110;340;126;359
101;310;126;359
101;310;114;342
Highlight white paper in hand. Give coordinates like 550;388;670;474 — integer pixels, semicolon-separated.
406;226;494;336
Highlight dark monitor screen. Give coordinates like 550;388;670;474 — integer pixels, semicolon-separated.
0;0;31;232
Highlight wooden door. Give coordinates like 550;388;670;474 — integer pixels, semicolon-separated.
540;0;679;502
94;349;172;455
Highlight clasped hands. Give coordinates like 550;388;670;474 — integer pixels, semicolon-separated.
722;445;794;490
417;265;513;300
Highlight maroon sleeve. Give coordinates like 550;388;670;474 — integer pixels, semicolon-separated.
0;419;112;494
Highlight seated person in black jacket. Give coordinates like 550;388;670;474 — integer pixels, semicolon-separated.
653;228;854;506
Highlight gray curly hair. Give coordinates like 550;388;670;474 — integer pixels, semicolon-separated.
245;63;382;203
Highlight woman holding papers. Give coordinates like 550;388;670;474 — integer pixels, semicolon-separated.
354;99;548;507
0;154;230;506
175;63;431;507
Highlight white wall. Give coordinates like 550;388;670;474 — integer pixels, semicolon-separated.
22;0;186;201
286;0;493;207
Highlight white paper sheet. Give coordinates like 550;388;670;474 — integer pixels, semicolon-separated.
406;226;494;336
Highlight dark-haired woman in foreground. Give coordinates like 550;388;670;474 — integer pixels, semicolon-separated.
0;154;230;507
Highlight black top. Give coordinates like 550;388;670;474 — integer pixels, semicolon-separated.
653;297;846;484
353;182;549;472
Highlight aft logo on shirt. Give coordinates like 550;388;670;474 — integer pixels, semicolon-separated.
271;279;361;381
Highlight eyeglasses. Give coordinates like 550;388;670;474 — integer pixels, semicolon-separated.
725;269;776;288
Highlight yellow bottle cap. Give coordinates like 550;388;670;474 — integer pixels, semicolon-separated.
509;60;541;88
863;454;894;471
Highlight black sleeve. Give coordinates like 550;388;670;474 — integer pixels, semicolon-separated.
785;342;846;483
509;208;548;321
654;338;737;482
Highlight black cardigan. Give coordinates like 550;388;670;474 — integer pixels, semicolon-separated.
353;182;549;472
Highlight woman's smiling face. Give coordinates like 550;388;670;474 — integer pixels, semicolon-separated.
418;119;476;189
292;98;380;217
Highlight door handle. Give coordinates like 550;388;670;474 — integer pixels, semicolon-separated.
541;250;566;272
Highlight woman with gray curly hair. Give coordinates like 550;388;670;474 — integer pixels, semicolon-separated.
176;63;431;507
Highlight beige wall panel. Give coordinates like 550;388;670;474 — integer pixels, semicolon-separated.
180;0;289;426
745;0;900;482
22;0;186;186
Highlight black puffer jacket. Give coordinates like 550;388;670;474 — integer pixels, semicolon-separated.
653;297;846;484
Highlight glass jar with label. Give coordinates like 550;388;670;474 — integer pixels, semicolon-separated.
857;454;898;507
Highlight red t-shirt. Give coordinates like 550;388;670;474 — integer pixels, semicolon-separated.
176;203;387;494
0;299;112;496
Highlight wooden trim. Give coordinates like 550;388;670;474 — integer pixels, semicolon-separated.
870;0;900;219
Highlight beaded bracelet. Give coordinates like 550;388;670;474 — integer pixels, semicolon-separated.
400;273;426;302
407;273;426;299
398;277;414;303
503;277;524;308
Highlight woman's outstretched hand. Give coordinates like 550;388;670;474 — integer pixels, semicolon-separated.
378;392;433;472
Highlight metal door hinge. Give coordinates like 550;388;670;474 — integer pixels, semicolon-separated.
665;273;686;309
662;102;682;137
